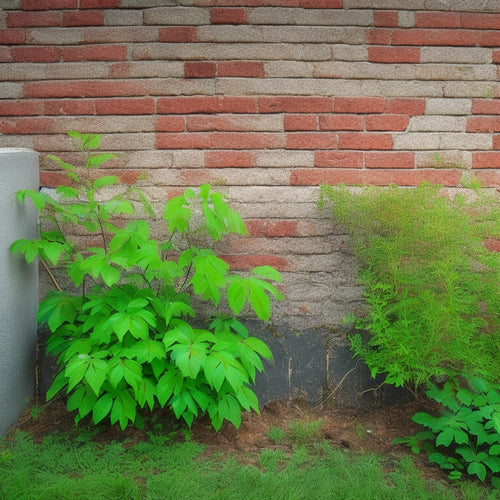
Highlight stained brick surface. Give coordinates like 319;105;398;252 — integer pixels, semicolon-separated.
1;1;499;329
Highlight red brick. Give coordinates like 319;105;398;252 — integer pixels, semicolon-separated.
109;63;131;78
472;152;500;169
222;254;289;271
368;46;420;63
217;61;264;78
157;96;256;114
364;152;415;169
386;98;425;115
246;219;299;237
0;117;54;134
158;27;198;43
179;169;213;186
205;151;256;167
211;132;284;149
319;115;363;131
11;46;60;62
40;171;72;187
117;170;142;185
415;12;460;28
479;31;500;47
7;11;61;27
461;13;500;30
44;99;95;115
367;28;391;45
338;133;393;150
155;133;211;149
334;97;386;114
467;117;500;133
471;99;500;114
63;10;103;27
211;8;247;24
365;114;409;131
390;28;481;46
494;135;500;150
493;50;500;64
96;98;155;115
284;115;317;131
0;100;42;116
474;170;500;187
314;151;363;168
62;45;127;62
184;61;217;78
80;0;120;7
373;11;398;28
290;168;462;187
0;47;12;62
187;116;230;132
0;29;26;44
259;97;333;113
22;0;77;9
155;116;186;132
24;80;147;98
286;132;337;150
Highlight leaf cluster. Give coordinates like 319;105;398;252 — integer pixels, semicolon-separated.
395;378;500;489
319;183;500;389
11;131;284;431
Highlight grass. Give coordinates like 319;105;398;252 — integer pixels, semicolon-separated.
2;422;500;500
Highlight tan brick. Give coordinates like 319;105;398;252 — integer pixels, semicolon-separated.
421;47;492;64
424;0;500;12
52;116;155;133
444;81;496;98
103;9;143;25
255;150;314;167
409;115;466;132
187;114;282;132
393;132;491;150
143;7;209;25
99;132;156;150
0;135;33;148
416;150;472;169
26;27;84;45
112;61;184;78
264;61;314;78
84;26;157;43
343;0;425;7
147;79;215;96
425;98;472;115
331;44;367;61
248;8;372;26
0;82;22;98
44;62;109;79
398;11;415;27
0;63;45;81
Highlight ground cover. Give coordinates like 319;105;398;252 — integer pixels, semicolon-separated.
2;397;499;499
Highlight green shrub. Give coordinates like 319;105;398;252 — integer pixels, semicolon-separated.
319;183;500;390
11;131;284;431
394;377;500;489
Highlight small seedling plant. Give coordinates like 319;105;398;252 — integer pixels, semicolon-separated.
11;131;284;431
394;378;500;489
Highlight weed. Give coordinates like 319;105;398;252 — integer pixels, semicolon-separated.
267;426;286;444
287;419;323;446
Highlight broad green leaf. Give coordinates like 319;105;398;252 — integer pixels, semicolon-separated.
92;393;113;424
252;265;282;282
46;371;69;400
93;175;118;189
467;461;487;481
227;279;248;315
248;280;271;321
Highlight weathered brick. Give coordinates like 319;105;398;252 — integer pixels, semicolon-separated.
0;46;12;62
318;114;363;131
338;133;393;150
414;12;460;28
157;96;257;114
84;26;157;43
62;44;127;61
420;47;491;64
24;80;147;98
393;132;491;150
473;170;500;188
26;27;84;45
63;10;103;27
368;46;420;63
205;151;256;167
386;98;425;115
472;152;500;169
187;114;281;132
155;116;186;132
334;97;386;114
7;11;61;27
259;96;333;113
156;133;211;149
211;8;247;24
184;61;217;78
373;11;398;27
80;0;120;7
143;7;210;25
0;117;54;134
0;99;42;115
364;152;415;168
286;132;337;150
365;114;409;131
103;9;143;26
410;115;466;132
246;219;299;237
96;98;155;115
255;150;314;167
426;98;471;115
44;99;96;115
218;61;264;77
211;132;285;149
284;115;317;131
314;151;363;168
467;116;500;133
22;0;77;9
158;27;198;42
10;45;60;62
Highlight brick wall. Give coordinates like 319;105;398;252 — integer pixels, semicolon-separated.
1;0;499;330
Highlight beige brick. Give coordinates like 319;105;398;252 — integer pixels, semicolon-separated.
0;82;23;99
361;80;444;97
104;10;143;26
421;47;492;64
393;132;491;150
230;202;322;219
117;150;174;169
143;7;209;25
415;150;472;169
0;0;23;10
248;8;372;26
147;78;215;96
53;116;156;134
222;186;320;204
206;168;291;186
45;63;109;80
424;0;500;12
264;61;314;78
331;45;367;61
409;115;466;132
255;151;314;168
0;63;45;81
98;133;156;151
227;236;335;256
444;82;497;98
197;26;367;44
0;135;34;148
425;98;472;115
123;61;184;78
344;0;425;8
26;28;84;45
398;11;415;27
85;26;158;43
120;0;180;6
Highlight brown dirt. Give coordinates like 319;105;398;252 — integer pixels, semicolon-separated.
4;394;447;482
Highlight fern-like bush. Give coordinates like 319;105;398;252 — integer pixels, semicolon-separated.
319;182;500;390
11;131;284;431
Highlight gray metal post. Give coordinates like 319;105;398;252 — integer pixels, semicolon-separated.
0;148;39;436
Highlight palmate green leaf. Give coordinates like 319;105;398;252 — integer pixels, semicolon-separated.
156;369;181;407
46;371;69;401
244;336;273;360
87;154;116;169
134;377;156;411
92;393;113;424
121;339;165;363
110;390;137;430
93;175;118;189
84;358;108;395
248;280;271;321
227;279;248;315
37;292;82;332
67;385;97;421
163;190;194;234
252;265;282;282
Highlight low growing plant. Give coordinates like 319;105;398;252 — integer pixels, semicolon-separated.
11;131;284;431
394;377;500;489
319;183;500;391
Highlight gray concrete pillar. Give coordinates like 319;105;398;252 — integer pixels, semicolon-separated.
0;149;39;436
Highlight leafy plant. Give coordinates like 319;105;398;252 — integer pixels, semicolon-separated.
11;131;284;431
394;378;500;489
319;183;500;390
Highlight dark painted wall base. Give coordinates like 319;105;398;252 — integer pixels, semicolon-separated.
37;322;412;411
